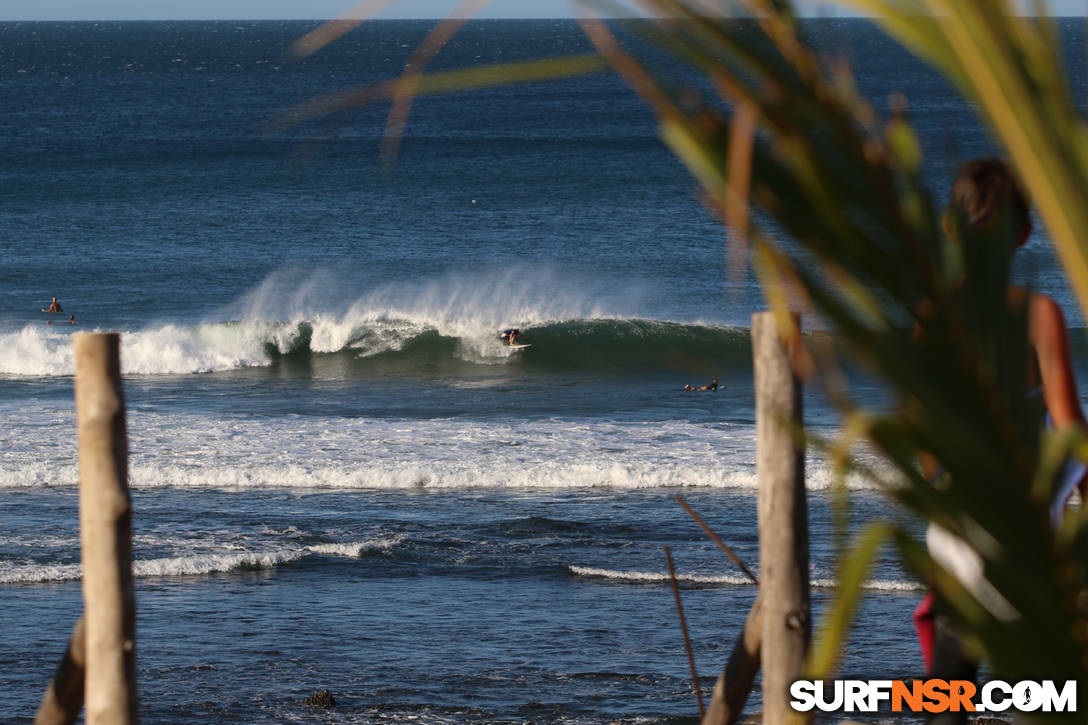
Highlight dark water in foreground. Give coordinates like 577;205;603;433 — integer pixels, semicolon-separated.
4;487;919;723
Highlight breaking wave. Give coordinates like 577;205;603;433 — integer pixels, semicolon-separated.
0;316;751;378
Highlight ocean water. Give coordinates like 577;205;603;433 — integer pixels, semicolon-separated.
0;18;1084;723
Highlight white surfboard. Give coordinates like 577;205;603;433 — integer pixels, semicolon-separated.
507;343;532;350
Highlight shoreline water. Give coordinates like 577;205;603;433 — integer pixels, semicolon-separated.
4;485;924;723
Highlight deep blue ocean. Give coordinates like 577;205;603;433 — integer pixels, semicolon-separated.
1;18;1085;724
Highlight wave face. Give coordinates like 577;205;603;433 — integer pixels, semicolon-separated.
0;316;751;378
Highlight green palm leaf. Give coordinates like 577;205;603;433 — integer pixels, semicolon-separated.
284;0;1088;713
593;0;1088;700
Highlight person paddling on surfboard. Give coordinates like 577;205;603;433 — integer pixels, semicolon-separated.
684;378;718;391
45;296;62;313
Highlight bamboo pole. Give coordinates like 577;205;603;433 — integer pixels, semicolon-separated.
34;616;86;725
701;592;761;725
751;311;810;724
75;333;137;724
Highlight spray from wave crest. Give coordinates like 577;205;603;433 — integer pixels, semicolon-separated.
241;266;623;345
233;265;626;361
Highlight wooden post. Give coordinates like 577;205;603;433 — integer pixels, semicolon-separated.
701;593;762;725
752;311;809;724
75;333;137;724
34;616;86;725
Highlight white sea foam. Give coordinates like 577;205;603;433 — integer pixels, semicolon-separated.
568;566;923;591
0;326;76;376
308;536;403;556
0;406;888;492
133;550;306;577
570;566;755;586
124;323;271;374
0;322;272;377
0;456;882;492
0;562;83;584
0;460;80;489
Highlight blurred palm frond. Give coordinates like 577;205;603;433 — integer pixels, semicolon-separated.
270;6;607;158
281;0;1088;704
263;53;608;135
585;0;1088;696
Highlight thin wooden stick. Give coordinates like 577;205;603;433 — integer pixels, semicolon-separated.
675;495;758;585
34;616;86;725
665;545;704;718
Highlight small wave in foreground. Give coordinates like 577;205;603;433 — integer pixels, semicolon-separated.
0;537;400;584
568;566;923;591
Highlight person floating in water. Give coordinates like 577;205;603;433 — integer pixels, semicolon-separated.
685;378;718;391
45;296;62;313
500;328;521;346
